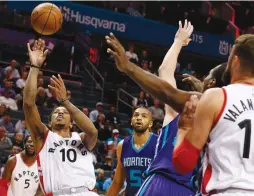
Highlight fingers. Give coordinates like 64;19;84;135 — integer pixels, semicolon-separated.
105;36;118;52
51;75;61;88
179;21;182;30
183;19;187;29
32;40;38;51
27;43;32;53
182;74;192;78
57;74;64;85
48;85;57;92
43;49;49;57
107;48;117;57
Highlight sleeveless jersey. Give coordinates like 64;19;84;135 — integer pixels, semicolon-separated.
202;84;254;195
145;115;195;190
121;133;157;196
8;153;39;196
37;131;96;194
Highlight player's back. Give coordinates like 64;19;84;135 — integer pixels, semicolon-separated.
145;116;194;189
121;133;157;196
38;131;96;193
203;84;254;195
8;153;39;196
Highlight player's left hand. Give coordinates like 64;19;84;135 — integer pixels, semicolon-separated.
178;95;198;130
48;74;67;102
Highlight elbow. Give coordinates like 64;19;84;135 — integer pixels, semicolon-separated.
172;138;200;175
23;101;36;110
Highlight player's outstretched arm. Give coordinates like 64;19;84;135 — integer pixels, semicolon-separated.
173;88;224;174
106;141;126;196
105;33;201;113
49;75;98;150
23;39;48;153
0;156;16;195
159;20;193;126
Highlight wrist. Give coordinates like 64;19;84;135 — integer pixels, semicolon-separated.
174;39;184;46
125;62;136;75
60;98;70;106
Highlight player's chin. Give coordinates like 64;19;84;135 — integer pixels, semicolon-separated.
134;127;146;133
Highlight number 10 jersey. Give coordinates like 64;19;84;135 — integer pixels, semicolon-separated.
203;84;254;195
37;130;96;194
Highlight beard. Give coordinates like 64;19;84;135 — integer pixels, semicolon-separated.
133;125;148;133
25;148;35;156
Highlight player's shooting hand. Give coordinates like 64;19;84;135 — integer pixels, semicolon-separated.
182;74;203;92
105;33;129;72
48;74;67;102
27;38;48;67
175;19;193;46
178;95;198;130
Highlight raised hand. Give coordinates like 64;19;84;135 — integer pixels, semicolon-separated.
178;95;198;130
182;74;203;92
105;33;129;72
175;19;194;46
27;38;48;67
48;74;67;102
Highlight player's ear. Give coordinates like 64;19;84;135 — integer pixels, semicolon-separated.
149;120;153;129
48;121;52;129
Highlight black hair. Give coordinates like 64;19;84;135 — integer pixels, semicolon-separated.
23;135;31;145
212;63;227;87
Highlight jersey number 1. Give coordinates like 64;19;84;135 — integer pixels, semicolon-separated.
239;119;251;159
60;149;77;162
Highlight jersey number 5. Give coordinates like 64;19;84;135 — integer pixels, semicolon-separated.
239;119;251;159
24;179;30;189
60;149;77;162
130;170;142;187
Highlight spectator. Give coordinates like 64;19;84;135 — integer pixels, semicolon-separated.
98;119;112;141
92;182;100;194
148;99;165;121
5;59;20;79
105;105;120;126
12;132;24;149
0;81;16;99
15;87;24;110
0;89;18;111
94;113;105;130
0;126;12;149
36;87;47;107
0;104;7;118
103;170;115;192
17;120;30;137
126;2;142;17
152;121;162;135
15;71;28;90
183;63;195;75
3;69;14;84
105;129;122;159
38;70;44;78
132;91;148;108
37;77;44;88
8;145;21;158
90;102;104;122
96;168;105;191
0;113;14;133
125;43;139;63
139;49;149;67
82;107;89;116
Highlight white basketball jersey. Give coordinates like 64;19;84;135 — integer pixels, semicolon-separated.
202;84;254;195
8;153;39;196
37;131;96;194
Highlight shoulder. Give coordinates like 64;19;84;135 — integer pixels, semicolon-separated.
117;140;124;155
200;88;224;107
6;155;17;170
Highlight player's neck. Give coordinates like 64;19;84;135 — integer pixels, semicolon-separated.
133;131;151;146
53;128;71;138
231;75;254;85
21;151;36;165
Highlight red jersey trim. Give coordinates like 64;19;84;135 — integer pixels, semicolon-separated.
36;130;49;156
212;88;227;129
36;155;46;194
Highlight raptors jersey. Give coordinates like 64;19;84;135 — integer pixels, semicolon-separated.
8;153;39;196
37;130;96;194
202;84;254;195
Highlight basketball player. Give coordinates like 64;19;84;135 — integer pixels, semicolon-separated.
105;20;228;195
173;34;254;195
0;135;40;196
24;39;98;196
106;107;158;196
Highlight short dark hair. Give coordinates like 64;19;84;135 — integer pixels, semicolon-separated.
212;63;227;87
234;34;254;74
23;135;31;145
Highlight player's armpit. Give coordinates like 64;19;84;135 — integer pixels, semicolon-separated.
106;141;126;196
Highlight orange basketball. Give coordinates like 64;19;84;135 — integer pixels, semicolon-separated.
31;3;63;35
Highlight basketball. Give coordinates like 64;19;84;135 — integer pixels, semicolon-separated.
31;3;63;35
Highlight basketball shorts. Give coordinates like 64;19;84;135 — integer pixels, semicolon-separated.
136;174;195;196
